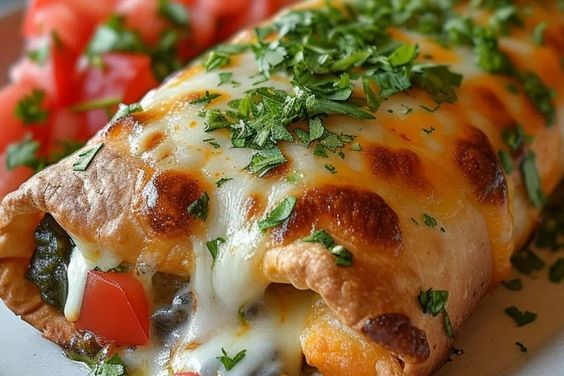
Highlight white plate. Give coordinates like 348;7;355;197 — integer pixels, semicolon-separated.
0;5;563;376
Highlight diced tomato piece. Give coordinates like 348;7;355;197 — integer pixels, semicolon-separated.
185;2;218;50
52;43;79;107
77;53;158;136
199;0;248;17
0;81;51;153
76;271;150;346
24;0;116;40
116;0;167;45
0;152;34;201
48;108;89;151
24;2;90;52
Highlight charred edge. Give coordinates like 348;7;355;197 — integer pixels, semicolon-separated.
142;171;203;236
362;313;430;363
455;127;508;205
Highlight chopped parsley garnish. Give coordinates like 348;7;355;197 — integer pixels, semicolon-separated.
519;72;556;126
533;22;547;46
111;102;143;122
325;164;337;174
86;15;145;67
199;3;464;169
511;248;545;275
502;278;523;291
422;126;436;135
14;89;49;125
515;341;528;353
187;192;209;221
6;136;41;171
521;152;545;208
303;229;353;266
419;288;453;339
423;213;438;228
504;306;537;327
215;177;233;188
258;196;296;232
217;348;246;371
549;259;564;283
218;72;233;86
246;148;287;177
190;91;221;105
158;0;189;27
72;144;104;172
203;138;221;148
67;347;126;376
498;150;514;174
27;45;50;66
206;237;225;262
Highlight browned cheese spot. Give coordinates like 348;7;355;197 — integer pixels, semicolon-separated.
272;186;403;255
102;116;141;140
143;132;166;152
244;194;265;221
366;146;428;190
141;170;203;236
472;87;513;127
361;313;430;363
455;127;508;205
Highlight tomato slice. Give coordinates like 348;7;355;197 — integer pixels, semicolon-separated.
77;53;158;136
76;271;150;346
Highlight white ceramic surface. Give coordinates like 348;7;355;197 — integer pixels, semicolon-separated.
0;4;562;376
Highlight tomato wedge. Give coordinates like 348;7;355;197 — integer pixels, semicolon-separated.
76;271;150;346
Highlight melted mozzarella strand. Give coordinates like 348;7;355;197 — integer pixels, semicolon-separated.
64;240;122;322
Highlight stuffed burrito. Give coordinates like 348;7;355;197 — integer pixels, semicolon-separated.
1;0;563;375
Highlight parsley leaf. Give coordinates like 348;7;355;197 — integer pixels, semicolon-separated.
27;45;50;66
206;237;225;262
158;0;189;27
111;103;143;122
72;144;104;172
498;150;514;174
303;229;353;266
504;306;537;327
14;89;49;125
67;347;126;376
511;248;545;275
217;348;246;371
549;259;564;283
6;136;41;171
419;288;453;339
218;72;233;86
187;192;209;221
247;148;287;177
533;22;547;46
519;72;556;126
521;151;545;208
423;213;438;228
215;177;233;187
258;196;296;231
190;91;222;105
412;65;463;104
502;278;523;291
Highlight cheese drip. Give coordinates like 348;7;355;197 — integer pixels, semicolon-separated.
64;241;122;322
